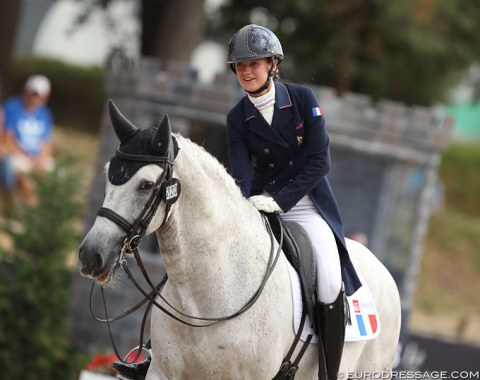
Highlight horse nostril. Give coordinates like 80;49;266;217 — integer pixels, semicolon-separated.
92;253;103;273
79;246;104;275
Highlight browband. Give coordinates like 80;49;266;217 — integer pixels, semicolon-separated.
115;148;175;165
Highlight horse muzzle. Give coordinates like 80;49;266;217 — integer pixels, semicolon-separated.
78;243;114;284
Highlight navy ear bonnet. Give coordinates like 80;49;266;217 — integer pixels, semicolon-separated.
107;100;179;185
108;127;178;185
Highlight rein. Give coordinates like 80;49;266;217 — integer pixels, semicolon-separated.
91;143;283;362
89;145;178;363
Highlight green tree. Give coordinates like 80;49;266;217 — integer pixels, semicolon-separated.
0;159;84;380
216;0;480;105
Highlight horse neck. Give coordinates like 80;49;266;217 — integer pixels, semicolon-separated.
156;139;272;311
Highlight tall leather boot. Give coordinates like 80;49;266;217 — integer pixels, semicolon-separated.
319;285;347;380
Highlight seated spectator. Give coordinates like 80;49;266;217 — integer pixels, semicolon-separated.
3;75;54;205
0;80;16;211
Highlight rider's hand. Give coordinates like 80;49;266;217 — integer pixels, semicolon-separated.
249;195;283;214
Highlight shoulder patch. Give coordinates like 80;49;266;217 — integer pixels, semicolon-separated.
312;107;322;117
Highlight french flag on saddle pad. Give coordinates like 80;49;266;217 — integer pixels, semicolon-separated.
351;299;379;338
343;282;381;341
355;313;378;336
312;106;322;117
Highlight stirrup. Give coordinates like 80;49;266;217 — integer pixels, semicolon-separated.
124;345;152;362
112;345;152;380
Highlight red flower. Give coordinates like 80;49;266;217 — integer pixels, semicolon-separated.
85;353;118;375
85;351;144;375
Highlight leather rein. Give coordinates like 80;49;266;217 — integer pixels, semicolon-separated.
89;143;284;364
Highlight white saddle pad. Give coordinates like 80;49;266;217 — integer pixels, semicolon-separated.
286;260;380;343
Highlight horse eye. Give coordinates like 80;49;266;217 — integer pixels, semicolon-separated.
139;180;154;191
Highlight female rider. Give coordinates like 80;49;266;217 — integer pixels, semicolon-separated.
226;24;361;379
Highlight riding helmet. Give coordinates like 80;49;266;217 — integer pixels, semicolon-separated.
227;24;284;69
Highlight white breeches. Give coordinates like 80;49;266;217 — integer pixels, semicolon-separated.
280;195;342;304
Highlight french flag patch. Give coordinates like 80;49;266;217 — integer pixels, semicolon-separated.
312;106;322;117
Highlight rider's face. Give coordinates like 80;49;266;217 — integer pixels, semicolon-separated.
234;58;273;96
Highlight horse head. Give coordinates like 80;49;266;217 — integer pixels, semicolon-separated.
78;100;179;285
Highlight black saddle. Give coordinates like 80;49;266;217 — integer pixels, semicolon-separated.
267;215;319;333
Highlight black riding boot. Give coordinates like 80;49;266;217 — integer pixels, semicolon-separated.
319;286;347;380
112;355;151;380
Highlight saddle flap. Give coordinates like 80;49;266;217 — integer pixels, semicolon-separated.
267;215;317;327
281;220;317;302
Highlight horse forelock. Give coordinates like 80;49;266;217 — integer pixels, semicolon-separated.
109;126;162;185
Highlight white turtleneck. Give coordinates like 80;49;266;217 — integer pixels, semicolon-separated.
248;84;276;125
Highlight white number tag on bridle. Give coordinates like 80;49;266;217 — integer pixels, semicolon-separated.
162;178;181;205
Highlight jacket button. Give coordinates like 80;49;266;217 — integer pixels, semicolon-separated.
264;149;270;154
269;180;276;185
288;161;293;166
269;163;275;168
288;179;294;183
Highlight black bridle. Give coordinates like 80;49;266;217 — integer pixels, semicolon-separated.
90;144;180;363
90;141;284;364
98;147;180;254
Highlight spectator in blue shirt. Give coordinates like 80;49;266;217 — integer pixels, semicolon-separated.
3;75;54;205
0;80;16;209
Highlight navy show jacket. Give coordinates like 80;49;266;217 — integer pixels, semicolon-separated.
227;81;361;295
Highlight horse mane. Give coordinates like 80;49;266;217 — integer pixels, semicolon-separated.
173;134;247;204
159;133;263;254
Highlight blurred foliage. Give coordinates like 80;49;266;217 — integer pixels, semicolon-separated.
215;0;480;105
5;55;104;133
414;141;480;324
415;141;480;312
430;209;480;272
0;158;85;380
439;142;480;217
417;208;480;314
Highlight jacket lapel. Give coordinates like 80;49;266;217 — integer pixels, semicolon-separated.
243;82;293;148
271;82;294;137
243;93;288;148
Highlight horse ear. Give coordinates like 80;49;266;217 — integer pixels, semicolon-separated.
108;99;138;142
150;115;172;156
